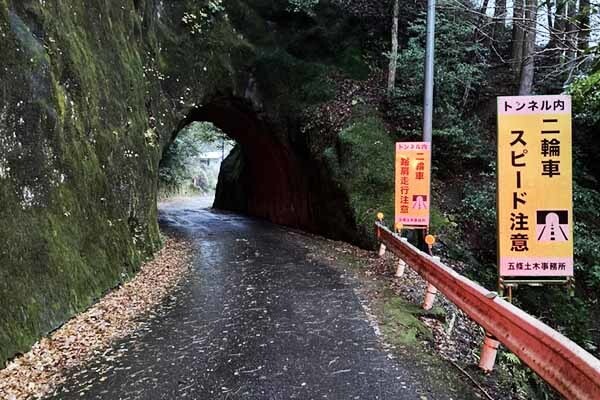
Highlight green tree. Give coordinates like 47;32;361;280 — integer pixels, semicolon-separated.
388;3;490;172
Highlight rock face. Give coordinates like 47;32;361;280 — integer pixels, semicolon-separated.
0;0;369;364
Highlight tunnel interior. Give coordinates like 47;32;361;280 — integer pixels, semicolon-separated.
162;97;317;232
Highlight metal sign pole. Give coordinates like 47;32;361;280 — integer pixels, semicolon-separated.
419;0;436;255
423;0;436;143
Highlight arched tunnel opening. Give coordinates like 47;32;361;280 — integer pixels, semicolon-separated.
159;97;318;232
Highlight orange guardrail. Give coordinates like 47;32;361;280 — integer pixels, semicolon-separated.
375;222;600;400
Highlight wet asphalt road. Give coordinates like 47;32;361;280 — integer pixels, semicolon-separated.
49;198;435;399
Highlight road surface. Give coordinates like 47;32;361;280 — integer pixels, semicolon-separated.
48;198;462;399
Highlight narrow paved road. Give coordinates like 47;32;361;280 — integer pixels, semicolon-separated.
49;199;446;399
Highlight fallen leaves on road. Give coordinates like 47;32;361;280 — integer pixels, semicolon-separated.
0;237;192;400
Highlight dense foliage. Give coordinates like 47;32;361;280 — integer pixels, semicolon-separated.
388;7;493;174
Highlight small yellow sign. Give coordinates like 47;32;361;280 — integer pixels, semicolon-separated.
395;142;431;228
497;95;573;278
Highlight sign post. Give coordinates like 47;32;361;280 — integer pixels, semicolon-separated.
395;142;432;229
423;0;436;143
497;95;574;292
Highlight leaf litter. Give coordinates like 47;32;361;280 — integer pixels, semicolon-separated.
0;237;192;400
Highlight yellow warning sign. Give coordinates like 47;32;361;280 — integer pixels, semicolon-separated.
395;142;431;228
497;95;573;278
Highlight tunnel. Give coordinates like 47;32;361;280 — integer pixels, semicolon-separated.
165;96;318;232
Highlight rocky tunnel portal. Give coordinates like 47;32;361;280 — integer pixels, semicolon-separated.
164;98;317;232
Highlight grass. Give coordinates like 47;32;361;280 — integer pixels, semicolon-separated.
380;294;437;346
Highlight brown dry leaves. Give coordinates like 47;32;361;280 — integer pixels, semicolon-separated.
0;238;192;400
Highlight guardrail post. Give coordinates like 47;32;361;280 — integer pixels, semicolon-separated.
479;333;500;372
378;243;387;257
422;283;438;310
395;259;406;277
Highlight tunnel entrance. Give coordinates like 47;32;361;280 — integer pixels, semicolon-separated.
160;97;317;231
158;121;234;201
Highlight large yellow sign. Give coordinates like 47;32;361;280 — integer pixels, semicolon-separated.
395;142;431;228
497;95;573;278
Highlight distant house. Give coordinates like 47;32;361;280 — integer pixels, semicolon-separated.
199;151;223;167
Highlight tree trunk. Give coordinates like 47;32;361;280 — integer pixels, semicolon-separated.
511;0;525;74
493;0;507;32
387;0;399;96
547;0;567;63
565;0;578;62
473;0;490;42
479;0;490;15
550;0;566;47
578;0;590;51
546;0;553;32
518;0;537;94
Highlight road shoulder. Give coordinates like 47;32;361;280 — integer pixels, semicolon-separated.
293;229;507;400
0;236;192;400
